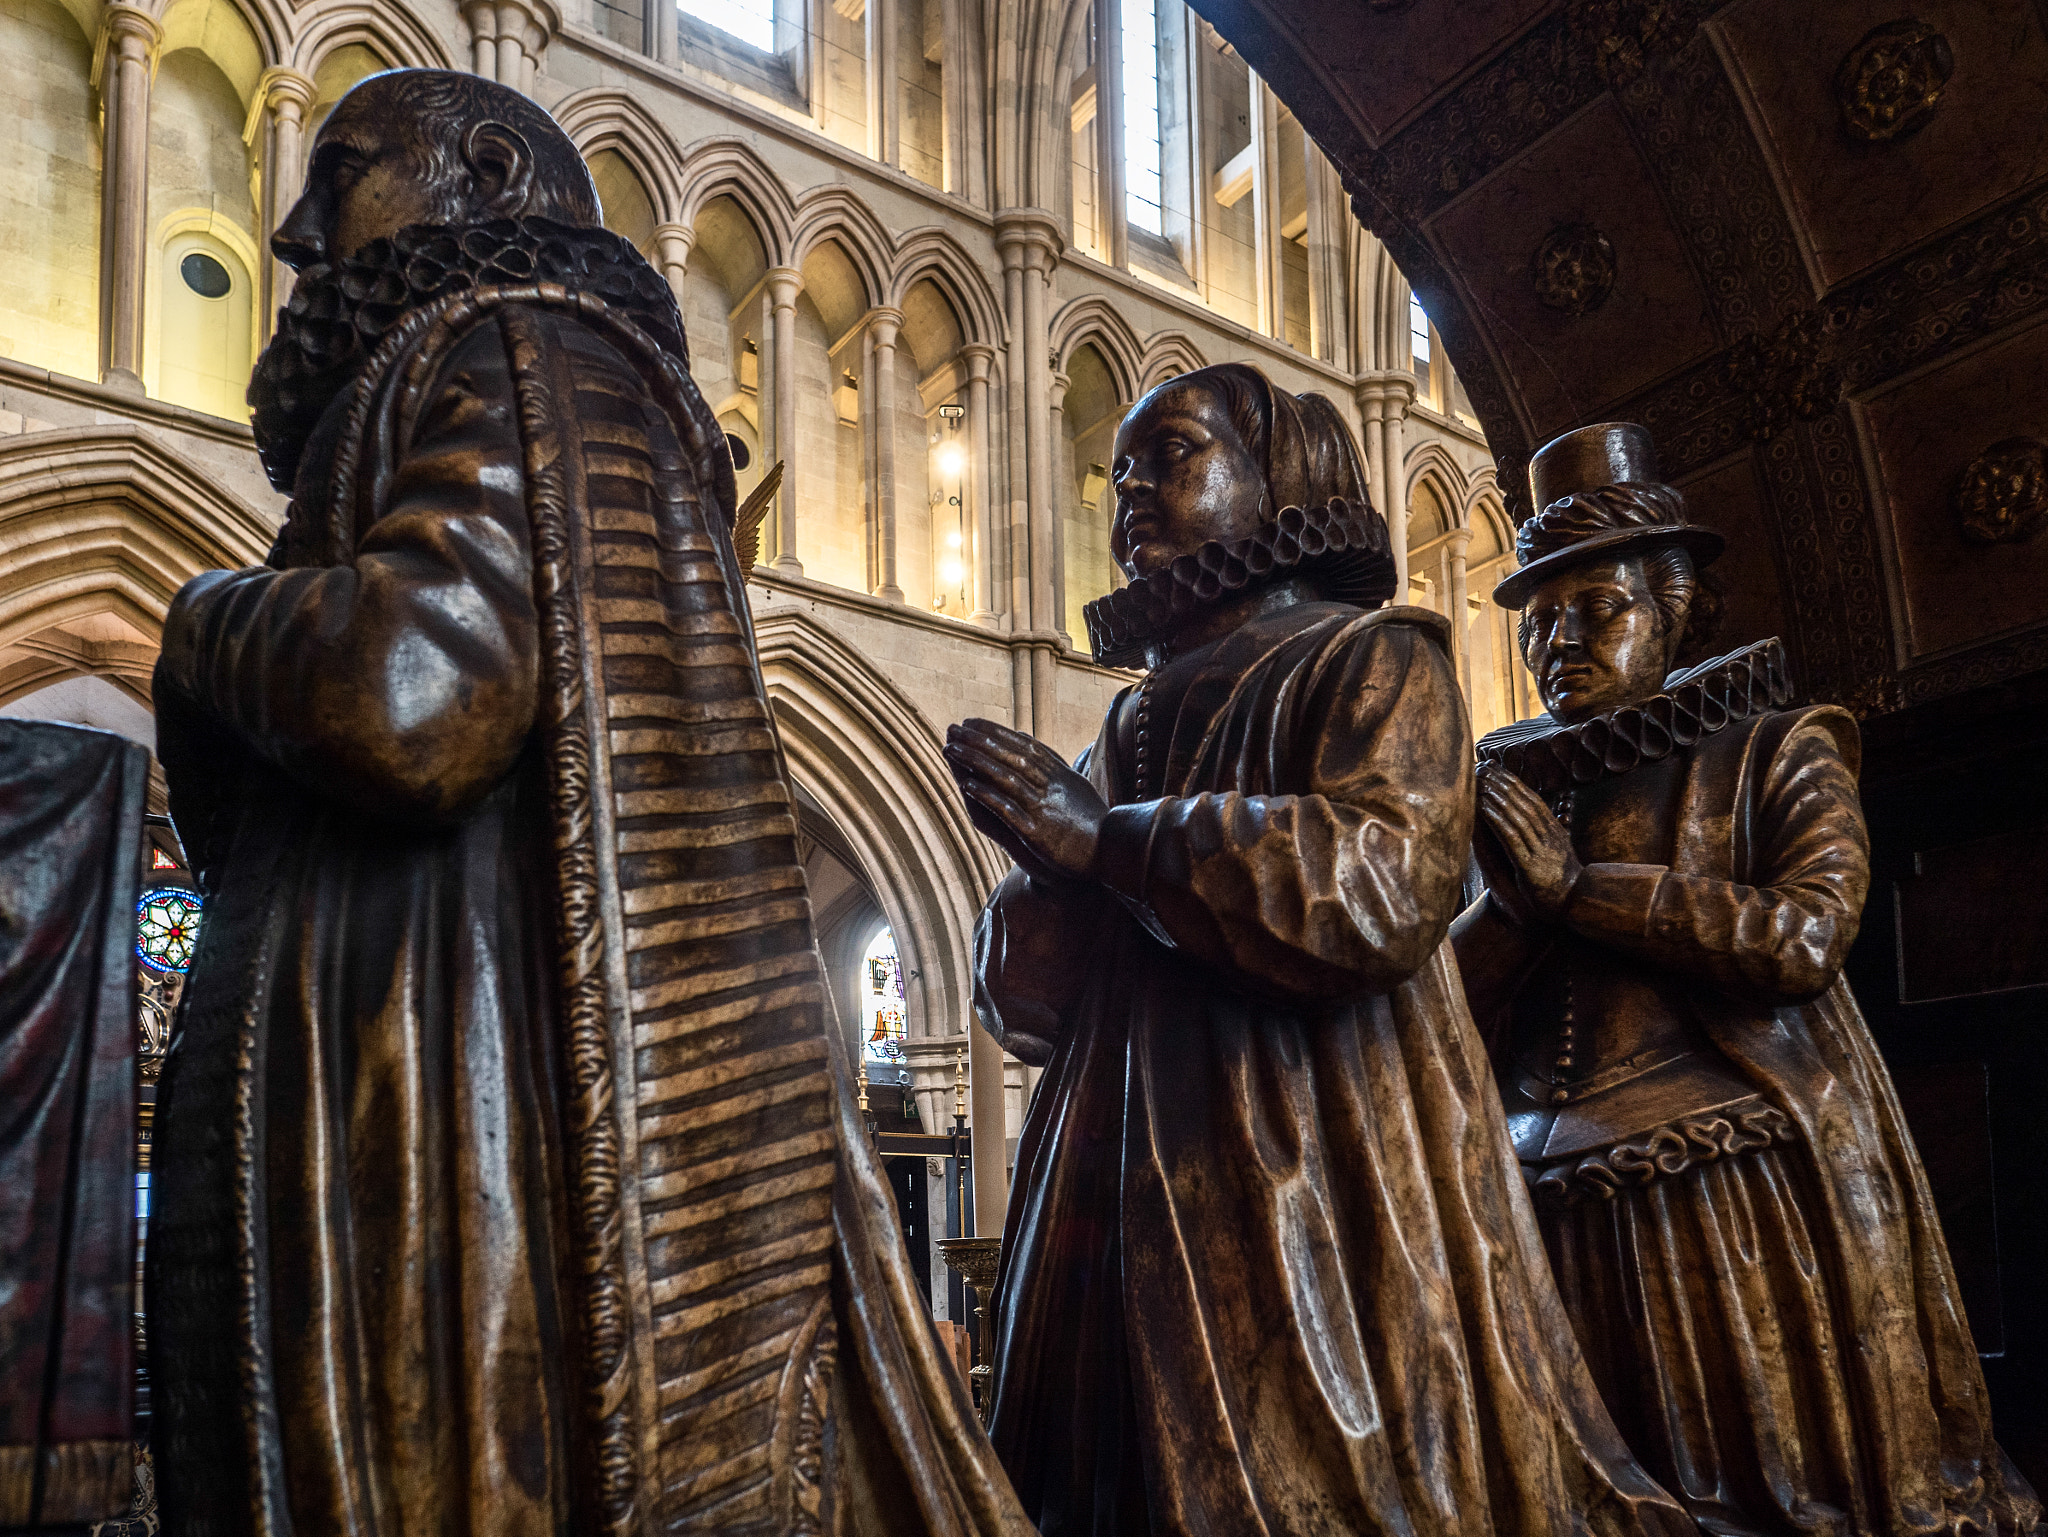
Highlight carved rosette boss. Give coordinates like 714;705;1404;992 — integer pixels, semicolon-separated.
1836;19;1955;141
1956;436;2048;544
1532;223;1618;316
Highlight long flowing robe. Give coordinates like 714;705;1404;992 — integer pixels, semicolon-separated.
1457;705;2042;1537
973;597;1691;1537
147;283;1030;1537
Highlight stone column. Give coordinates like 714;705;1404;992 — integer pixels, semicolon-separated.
1353;378;1397;589
1303;150;1344;367
1093;0;1126;270
866;306;905;602
652;222;693;307
766;266;804;575
969;1027;1007;1234
865;0;898;168
1048;369;1070;641
961;342;998;627
1250;79;1284;338
463;0;557;91
1382;372;1415;595
1445;526;1473;703
95;3;159;393
254;68;316;339
996;213;1063;735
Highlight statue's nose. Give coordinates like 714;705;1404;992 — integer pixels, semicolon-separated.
272;198;327;272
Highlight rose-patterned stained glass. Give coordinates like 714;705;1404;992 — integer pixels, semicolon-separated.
136;887;203;975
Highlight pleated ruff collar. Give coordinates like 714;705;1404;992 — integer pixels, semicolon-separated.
1082;498;1397;668
1476;637;1794;798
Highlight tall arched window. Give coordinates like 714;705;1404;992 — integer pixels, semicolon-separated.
1121;0;1163;236
679;0;773;50
860;927;909;1084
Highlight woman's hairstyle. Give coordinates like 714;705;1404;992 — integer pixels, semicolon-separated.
1159;363;1374;517
1515;482;1721;659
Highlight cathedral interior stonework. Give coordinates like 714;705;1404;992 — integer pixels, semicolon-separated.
0;0;2041;1527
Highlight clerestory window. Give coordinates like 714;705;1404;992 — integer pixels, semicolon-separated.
1122;0;1164;236
677;0;775;49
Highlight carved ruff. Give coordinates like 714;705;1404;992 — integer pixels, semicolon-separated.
1476;637;1793;800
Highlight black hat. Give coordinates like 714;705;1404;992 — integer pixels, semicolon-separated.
1491;422;1724;609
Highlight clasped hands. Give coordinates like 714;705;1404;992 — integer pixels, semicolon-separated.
1476;764;1582;927
944;719;1108;886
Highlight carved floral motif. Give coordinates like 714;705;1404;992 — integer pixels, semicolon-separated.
1717;309;1842;440
1566;0;1696;87
1956;437;2048;545
1836;20;1955;142
1532;223;1618;315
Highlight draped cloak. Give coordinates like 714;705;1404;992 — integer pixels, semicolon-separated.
972;597;1692;1537
1459;703;2043;1537
146;281;1032;1537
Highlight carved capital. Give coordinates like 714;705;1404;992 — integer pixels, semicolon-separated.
766;266;805;307
651;221;693;271
991;209;1066;268
959;342;996;380
1836;19;1953;142
91;3;162;89
864;305;905;348
262;66;317;113
1955;437;2048;545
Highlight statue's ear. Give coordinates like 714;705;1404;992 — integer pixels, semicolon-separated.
463;119;536;217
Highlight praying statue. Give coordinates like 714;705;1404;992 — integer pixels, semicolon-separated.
1454;422;2042;1537
945;365;1690;1537
146;69;1030;1536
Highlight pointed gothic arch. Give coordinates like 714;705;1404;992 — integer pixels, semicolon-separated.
1050;295;1145;404
674;137;798;266
554;88;686;223
750;608;1004;1064
887;228;1007;350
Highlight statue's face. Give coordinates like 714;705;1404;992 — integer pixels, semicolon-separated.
272;89;452;271
1109;382;1266;580
1519;556;1676;723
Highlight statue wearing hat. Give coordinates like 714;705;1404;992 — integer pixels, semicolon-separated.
945;369;1689;1537
1454;424;2042;1537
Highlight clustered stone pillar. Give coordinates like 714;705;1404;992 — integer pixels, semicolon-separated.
866;306;905;603
254;68;317;338
1443;525;1473;703
1250;80;1285;339
1047;369;1071;642
96;3;159;394
766;265;804;575
462;0;558;93
994;212;1064;738
961;343;998;627
652;222;693;309
1355;372;1415;594
865;0;898;168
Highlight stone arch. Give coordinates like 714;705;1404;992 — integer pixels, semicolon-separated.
554;88;686;223
0;426;276;709
157;0;284;91
790;188;893;307
674;137;796;267
1050;295;1144;403
887;229;1006;350
1138;331;1208;392
749;607;1003;1066
1404;441;1469;538
289;1;453;76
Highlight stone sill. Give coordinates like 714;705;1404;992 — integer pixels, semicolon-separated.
0;357;257;450
745;565;1132;680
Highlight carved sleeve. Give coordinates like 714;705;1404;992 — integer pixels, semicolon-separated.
154;324;539;824
1090;620;1474;1003
972;739;1118;1064
1563;717;1870;1004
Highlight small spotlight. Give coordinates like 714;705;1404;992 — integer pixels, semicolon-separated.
937;444;966;477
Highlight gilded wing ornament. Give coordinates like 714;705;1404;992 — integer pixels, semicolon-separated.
734;462;783;577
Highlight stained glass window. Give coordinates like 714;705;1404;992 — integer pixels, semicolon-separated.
860;928;909;1083
136;887;203;975
150;846;179;870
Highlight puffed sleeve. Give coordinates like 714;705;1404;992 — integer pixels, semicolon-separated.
1089;617;1473;1003
1561;711;1868;1004
971;738;1119;1065
152;321;538;825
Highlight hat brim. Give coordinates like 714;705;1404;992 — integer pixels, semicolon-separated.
1491;524;1724;610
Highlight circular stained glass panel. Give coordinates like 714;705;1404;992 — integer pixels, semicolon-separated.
136;887;203;974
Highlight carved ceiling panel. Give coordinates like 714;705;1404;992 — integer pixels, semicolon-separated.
1857;317;2048;668
1194;0;2048;714
1717;0;2048;287
1429;94;1719;434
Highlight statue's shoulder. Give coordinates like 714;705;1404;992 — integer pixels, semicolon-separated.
1751;703;1862;779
